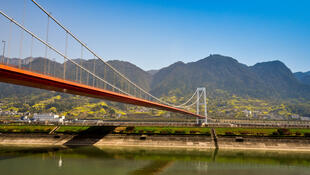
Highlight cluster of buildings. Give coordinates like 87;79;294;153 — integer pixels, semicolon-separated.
21;113;65;123
0;108;25;117
242;109;310;121
0;106;66;123
33;113;65;122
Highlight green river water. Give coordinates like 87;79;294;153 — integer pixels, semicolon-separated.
0;146;310;175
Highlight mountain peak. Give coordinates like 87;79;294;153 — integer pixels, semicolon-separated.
252;60;292;74
251;60;297;83
198;54;239;64
254;60;285;66
171;61;185;66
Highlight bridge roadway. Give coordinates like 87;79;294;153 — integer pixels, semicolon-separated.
0;64;204;118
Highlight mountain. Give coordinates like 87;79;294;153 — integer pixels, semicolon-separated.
107;60;152;91
151;54;310;99
0;57;49;98
250;61;309;98
294;71;310;85
1;55;310;118
0;57;152;98
1;55;310;100
1;56;33;65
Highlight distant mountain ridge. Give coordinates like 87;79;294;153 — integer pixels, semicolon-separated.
151;54;310;99
0;55;309;101
0;57;152;97
294;71;310;86
250;60;308;98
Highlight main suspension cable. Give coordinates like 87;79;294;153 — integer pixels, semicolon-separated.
30;0;195;108
0;10;130;96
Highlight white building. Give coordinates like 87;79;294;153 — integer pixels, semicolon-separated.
33;113;65;122
242;110;252;117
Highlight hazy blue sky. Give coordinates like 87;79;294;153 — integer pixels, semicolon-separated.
0;0;309;72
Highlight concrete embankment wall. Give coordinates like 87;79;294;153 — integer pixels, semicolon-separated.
216;137;310;150
0;133;73;145
0;133;310;151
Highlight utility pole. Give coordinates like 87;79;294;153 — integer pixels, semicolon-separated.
1;40;6;63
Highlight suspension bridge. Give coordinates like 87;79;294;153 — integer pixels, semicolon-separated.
0;0;208;124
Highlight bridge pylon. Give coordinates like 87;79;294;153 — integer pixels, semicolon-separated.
196;87;207;125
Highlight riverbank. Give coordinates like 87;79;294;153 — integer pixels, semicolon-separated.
1;125;310;151
0;133;310;151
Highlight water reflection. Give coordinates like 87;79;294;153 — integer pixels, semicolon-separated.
129;160;173;175
0;145;309;175
58;155;62;168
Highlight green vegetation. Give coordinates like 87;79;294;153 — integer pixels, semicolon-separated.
160;92;310;120
0;125;209;135
55;126;91;134
120;126;211;135
0;125;310;137
215;127;310;137
0;93;130;119
0;125;55;133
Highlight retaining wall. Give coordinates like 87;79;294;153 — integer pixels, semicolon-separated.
0;133;309;151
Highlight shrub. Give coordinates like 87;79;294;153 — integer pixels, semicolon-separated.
295;132;301;136
204;132;211;136
174;129;185;134
277;128;291;136
21;128;32;133
160;129;173;134
146;130;154;135
160;130;168;134
272;131;280;136
190;130;198;134
304;133;310;137
125;126;135;132
7;129;14;132
63;130;71;134
225;131;235;136
256;133;265;136
240;131;249;136
34;129;41;133
138;130;144;134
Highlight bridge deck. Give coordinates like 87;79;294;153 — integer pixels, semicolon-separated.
0;64;204;118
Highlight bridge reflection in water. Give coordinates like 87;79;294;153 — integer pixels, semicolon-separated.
1;145;310;175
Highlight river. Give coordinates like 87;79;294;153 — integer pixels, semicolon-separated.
0;145;309;175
